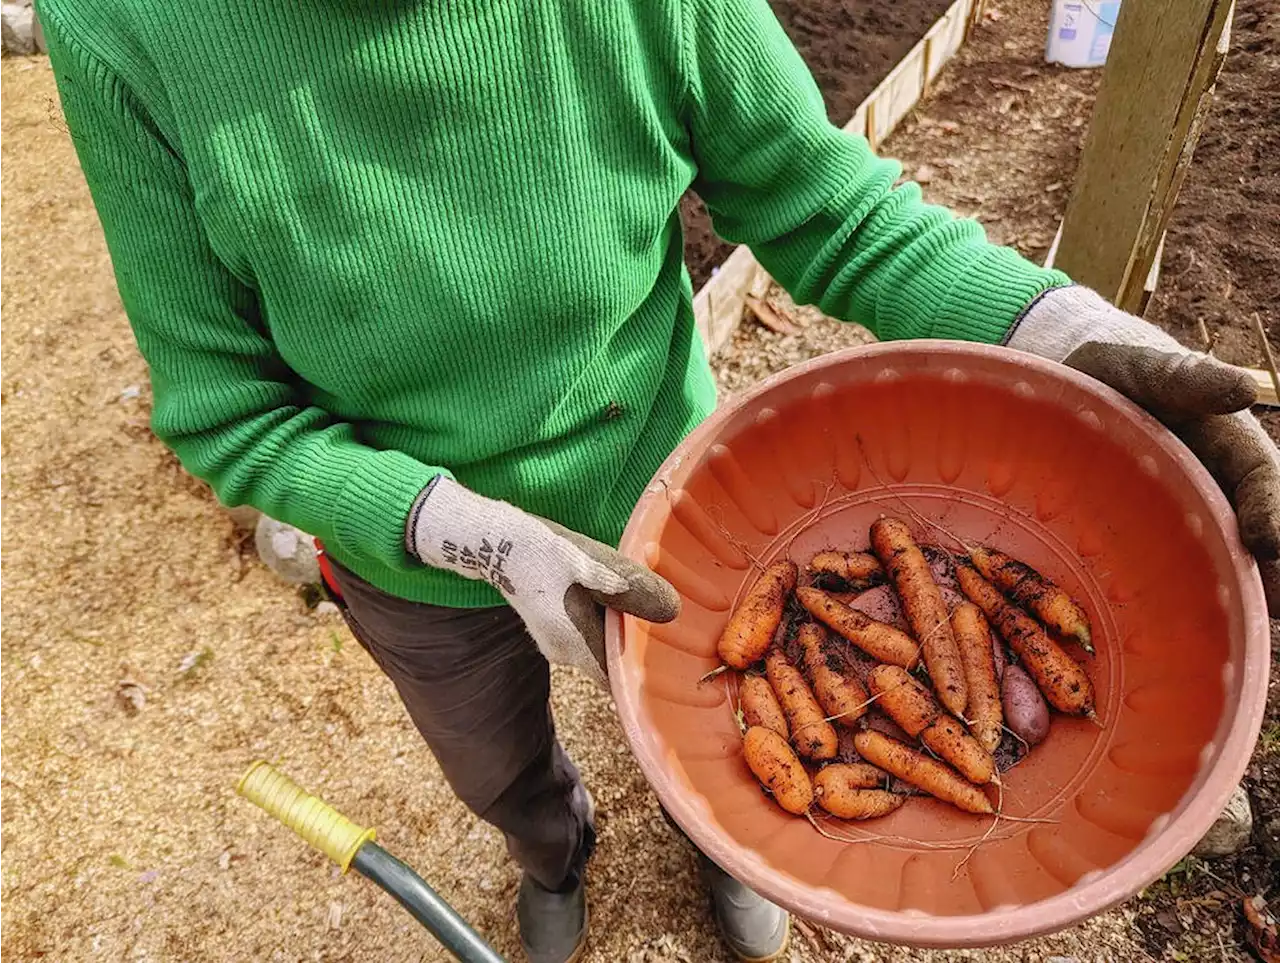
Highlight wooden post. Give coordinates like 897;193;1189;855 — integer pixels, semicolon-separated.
1053;0;1234;314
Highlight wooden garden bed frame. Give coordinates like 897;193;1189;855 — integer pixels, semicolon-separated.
692;0;982;355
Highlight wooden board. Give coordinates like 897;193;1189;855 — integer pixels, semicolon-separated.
1249;368;1280;408
1052;0;1234;312
692;0;978;355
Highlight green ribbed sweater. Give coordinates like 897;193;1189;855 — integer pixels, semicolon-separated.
40;0;1068;606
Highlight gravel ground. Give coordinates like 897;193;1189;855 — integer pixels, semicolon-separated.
1;4;1270;960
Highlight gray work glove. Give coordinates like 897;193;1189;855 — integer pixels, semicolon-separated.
406;476;681;686
1009;285;1280;615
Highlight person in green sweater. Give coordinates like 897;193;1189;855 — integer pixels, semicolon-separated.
40;0;1279;959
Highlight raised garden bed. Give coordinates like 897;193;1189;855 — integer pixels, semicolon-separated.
681;0;966;290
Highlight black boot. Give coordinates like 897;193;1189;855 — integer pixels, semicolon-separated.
700;854;790;962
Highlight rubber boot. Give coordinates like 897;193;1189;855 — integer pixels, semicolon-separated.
516;786;595;963
699;854;790;962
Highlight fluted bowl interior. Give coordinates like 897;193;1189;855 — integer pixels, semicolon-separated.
606;341;1267;948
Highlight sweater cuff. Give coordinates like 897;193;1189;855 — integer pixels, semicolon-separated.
331;449;451;571
925;245;1073;345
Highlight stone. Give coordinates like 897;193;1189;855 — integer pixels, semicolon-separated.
2;3;35;55
1044;957;1079;963
254;515;320;586
1191;784;1253;857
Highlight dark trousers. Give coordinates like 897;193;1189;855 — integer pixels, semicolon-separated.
327;559;595;892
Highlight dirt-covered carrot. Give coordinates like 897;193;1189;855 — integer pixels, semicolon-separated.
815;761;885;790
796;623;871;727
970;546;1094;652
717;561;798;669
868;665;996;785
920;717;997;786
870;517;968;716
743;726;813;815
795;587;920;668
951;602;1003;753
853;730;994;815
739;674;788;739
866;664;938;737
957;564;1095;717
814;767;903;820
807;551;884;588
765;647;838;761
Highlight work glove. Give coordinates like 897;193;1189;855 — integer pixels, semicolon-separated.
406;475;681;686
1007;285;1280;616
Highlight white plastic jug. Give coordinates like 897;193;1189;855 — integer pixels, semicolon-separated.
1046;0;1122;68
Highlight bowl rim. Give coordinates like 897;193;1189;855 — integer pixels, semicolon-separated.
607;339;1269;947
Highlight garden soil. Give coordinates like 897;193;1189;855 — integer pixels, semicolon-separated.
682;0;955;287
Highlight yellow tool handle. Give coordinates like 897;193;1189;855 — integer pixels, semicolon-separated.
236;761;375;873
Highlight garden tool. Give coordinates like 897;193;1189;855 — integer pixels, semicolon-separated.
236;761;507;963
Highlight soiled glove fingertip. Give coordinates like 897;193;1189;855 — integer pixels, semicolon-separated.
1259;558;1280;619
615;572;681;624
1237;466;1280;562
1217;375;1260;415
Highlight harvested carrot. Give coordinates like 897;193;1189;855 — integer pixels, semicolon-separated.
795;587;920;669
853;730;994;815
717;561;798;669
743;726;813;815
815;761;885;790
951;602;1003;753
920;717;997;786
814;770;903;819
866;664;939;737
868;665;996;785
957;565;1095;717
870;517;968;717
765;647;838;761
808;551;884;588
970;547;1094;653
796;623;871;727
739;674;788;739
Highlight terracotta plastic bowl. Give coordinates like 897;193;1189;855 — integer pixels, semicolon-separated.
606;340;1268;948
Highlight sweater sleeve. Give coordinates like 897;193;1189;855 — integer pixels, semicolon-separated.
682;0;1070;343
43;13;445;572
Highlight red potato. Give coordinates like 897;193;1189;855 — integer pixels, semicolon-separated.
795;587;920;668
796;623;871;727
1002;664;1051;748
717;561;798;669
951;602;1003;753
957;564;1095;717
970;547;1094;652
739;674;788;739
765;647;838;761
843;584;908;631
853;730;994;815
743;726;813;815
871;518;968;716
